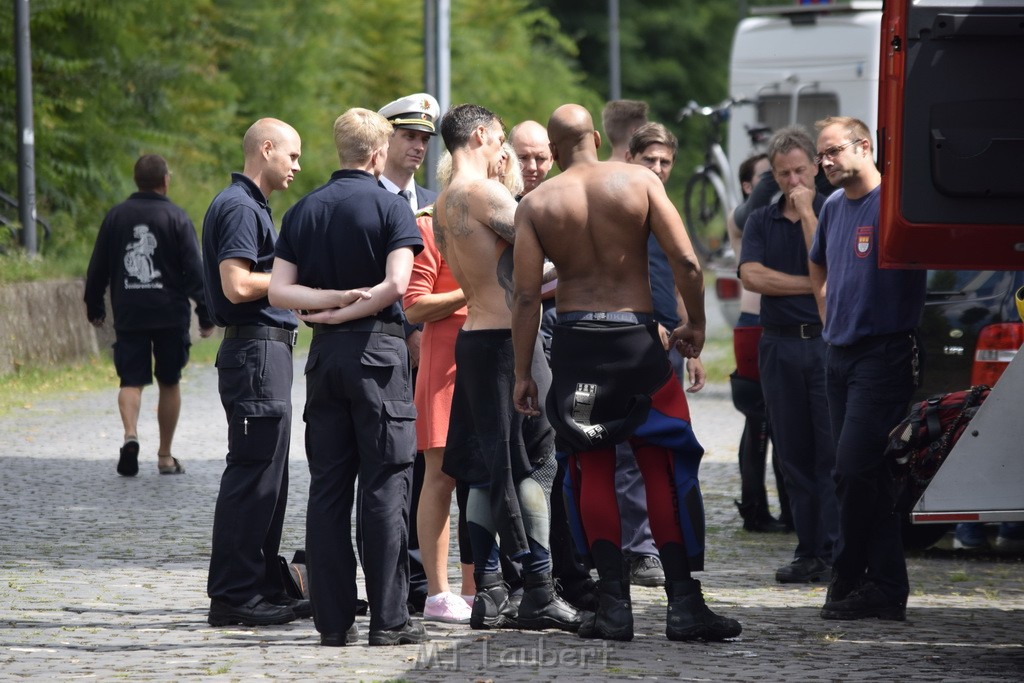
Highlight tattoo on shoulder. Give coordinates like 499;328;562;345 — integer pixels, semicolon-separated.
486;183;517;244
446;189;473;239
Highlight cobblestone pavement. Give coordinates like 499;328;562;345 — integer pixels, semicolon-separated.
1;355;1022;682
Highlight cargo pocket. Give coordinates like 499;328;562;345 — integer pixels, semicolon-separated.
360;346;403;371
228;399;289;463
216;347;248;398
381;398;417;465
215;348;246;369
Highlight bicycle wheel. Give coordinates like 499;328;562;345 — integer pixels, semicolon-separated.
683;171;726;264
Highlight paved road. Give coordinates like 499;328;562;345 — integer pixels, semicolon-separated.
1;354;1022;681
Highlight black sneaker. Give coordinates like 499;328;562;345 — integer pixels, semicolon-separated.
820;581;906;621
628;555;666;587
368;619;428;646
775;557;832;584
208;595;296;627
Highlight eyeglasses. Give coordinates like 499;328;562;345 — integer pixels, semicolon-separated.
814;139;863;165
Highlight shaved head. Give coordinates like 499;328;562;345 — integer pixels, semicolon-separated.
509;120;547;148
243;118;298;160
548;105;593;146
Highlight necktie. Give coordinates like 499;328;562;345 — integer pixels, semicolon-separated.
399;189;414;211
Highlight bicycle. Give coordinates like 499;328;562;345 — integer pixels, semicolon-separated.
678;98;769;265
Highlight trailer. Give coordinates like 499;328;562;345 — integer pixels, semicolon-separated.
878;0;1024;523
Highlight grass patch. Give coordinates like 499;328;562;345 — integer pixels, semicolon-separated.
0;357;118;416
699;336;735;385
0;324;315;416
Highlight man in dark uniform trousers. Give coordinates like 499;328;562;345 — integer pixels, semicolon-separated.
376;92;441;616
269;107;427;647
810;116;926;621
738;126;838;585
203;118;308;628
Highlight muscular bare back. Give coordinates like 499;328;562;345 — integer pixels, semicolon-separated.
517;159;696;315
434;176;519;330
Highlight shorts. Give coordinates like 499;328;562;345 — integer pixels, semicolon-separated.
113;327;191;387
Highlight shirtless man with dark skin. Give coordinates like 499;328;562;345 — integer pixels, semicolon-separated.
511;104;741;643
432;103;579;633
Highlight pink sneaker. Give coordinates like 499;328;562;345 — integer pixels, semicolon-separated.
423;591;472;624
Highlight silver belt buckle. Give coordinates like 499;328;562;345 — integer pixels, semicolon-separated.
800;324;811;339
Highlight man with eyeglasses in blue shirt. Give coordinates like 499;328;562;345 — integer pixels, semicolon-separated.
808;116;926;623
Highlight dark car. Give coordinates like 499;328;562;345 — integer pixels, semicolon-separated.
915;270;1024;399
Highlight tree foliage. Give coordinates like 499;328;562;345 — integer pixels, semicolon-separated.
1;0;771;270
0;0;596;268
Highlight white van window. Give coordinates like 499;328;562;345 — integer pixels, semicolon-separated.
757;93;839;135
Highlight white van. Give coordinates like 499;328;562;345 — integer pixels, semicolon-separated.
713;1;882;327
726;1;881;174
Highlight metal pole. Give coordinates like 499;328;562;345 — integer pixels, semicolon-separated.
437;0;450;121
423;0;450;194
609;0;621;100
424;0;438;192
14;0;37;255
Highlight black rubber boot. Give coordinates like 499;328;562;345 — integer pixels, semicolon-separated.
578;579;633;642
665;579;742;642
517;572;584;632
470;572;518;630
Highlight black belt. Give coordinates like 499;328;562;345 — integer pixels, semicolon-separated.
312;319;405;339
762;323;822;339
557;311;654;325
223;325;298;346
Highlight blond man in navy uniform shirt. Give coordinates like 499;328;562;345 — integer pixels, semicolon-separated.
270;107;426;647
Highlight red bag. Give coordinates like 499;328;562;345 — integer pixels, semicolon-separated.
886;385;990;511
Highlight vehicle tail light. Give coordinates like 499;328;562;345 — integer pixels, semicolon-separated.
971;322;1024;386
716;277;741;301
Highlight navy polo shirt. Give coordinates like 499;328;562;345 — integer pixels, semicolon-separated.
201;173;297;329
275;169;423;326
809;186;926;346
647;234;680;330
739;192;826;327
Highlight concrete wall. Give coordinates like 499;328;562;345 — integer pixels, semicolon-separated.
0;279;214;377
0;279;105;376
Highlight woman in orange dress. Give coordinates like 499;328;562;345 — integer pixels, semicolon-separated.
404;202;474;623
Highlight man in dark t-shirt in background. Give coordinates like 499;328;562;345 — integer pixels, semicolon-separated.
85;153;214;477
